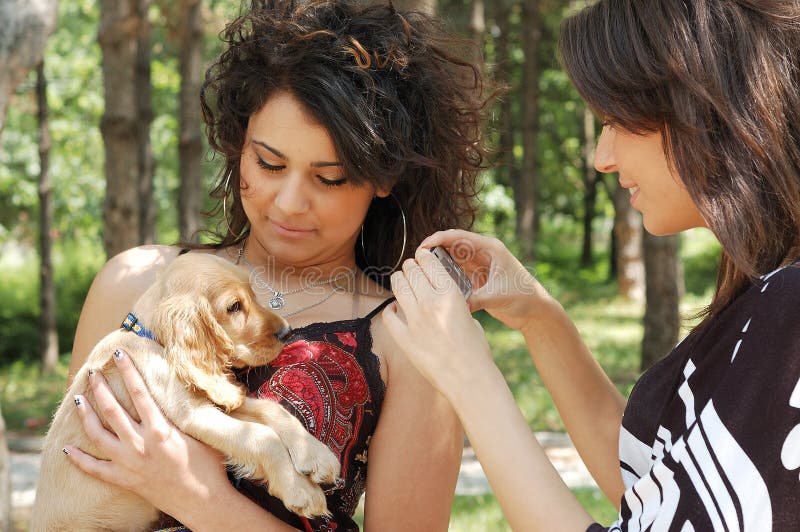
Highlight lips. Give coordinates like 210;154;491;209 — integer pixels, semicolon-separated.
269;218;314;238
619;180;640;206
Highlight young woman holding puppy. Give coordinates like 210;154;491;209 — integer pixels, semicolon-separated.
62;1;492;530
385;1;800;530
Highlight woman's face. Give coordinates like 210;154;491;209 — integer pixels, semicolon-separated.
239;91;389;268
594;125;706;235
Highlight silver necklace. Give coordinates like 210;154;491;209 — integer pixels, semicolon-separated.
236;243;356;318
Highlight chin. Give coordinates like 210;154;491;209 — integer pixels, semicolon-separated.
642;217;700;237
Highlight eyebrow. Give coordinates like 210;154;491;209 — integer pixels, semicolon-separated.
252;139;343;168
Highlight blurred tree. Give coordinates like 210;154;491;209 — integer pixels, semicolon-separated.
613;183;645;301
469;0;485;46
490;0;518;195
98;0;153;257
137;0;156;244
0;0;58;525
580;106;600;267
642;233;682;370
37;61;58;375
158;0;205;243
517;0;542;261
0;0;58;133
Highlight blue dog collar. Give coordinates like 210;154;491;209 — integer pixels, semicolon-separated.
121;313;156;341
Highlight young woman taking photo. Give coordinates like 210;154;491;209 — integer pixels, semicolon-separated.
386;1;800;530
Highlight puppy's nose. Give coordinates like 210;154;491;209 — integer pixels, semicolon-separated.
275;324;293;342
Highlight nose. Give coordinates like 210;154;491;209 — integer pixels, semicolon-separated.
275;324;293;342
274;172;310;215
594;125;618;174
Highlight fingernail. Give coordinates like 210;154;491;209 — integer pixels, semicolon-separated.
113;348;125;361
74;395;82;407
62;447;70;455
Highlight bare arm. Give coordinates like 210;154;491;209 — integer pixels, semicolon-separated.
419;230;626;503
382;249;594;531
520;299;626;504
363;321;463;531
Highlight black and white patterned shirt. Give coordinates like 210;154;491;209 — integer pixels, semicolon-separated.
589;263;800;531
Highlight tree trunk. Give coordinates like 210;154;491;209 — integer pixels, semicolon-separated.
613;183;645;301
98;0;150;258
136;0;155;244
581;106;599;268
469;0;485;48
177;0;204;243
391;0;436;13
517;1;541;262
492;0;517;191
0;412;7;532
37;61;59;375
0;2;58;525
0;0;58;133
642;233;682;370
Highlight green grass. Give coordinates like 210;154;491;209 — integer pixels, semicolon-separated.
351;489;619;530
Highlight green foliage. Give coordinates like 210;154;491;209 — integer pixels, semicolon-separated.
681;228;721;297
573;488;620;527
0;356;70;434
0;0;105;246
0;241;102;365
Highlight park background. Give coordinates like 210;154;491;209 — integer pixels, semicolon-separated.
0;0;722;529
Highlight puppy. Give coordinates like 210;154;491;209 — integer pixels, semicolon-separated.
32;253;340;531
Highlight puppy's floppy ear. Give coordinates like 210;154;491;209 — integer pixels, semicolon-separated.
151;293;245;412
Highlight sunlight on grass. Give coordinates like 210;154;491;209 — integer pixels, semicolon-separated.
352;489;617;531
447;488;618;531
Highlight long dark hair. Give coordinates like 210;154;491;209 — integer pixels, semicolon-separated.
193;0;493;286
559;0;800;320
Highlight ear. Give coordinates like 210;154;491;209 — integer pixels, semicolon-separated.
152;294;245;412
375;187;392;199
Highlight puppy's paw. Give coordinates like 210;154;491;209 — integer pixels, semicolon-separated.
267;466;330;518
287;435;341;485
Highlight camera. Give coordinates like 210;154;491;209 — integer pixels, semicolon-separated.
431;246;473;299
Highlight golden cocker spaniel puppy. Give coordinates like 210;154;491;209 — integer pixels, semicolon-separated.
32;253;339;531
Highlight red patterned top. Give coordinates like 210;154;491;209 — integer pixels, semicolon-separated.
230;299;393;532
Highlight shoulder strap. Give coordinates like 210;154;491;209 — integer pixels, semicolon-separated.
364;297;396;321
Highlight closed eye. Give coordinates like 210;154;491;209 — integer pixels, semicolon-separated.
256;158;284;173
226;301;242;313
318;176;347;188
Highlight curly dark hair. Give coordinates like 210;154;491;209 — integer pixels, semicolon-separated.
194;0;493;285
560;0;800;321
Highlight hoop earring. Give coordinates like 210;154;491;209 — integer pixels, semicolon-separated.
221;171;249;240
360;193;407;274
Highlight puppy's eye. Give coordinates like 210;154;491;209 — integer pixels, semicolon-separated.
227;301;242;313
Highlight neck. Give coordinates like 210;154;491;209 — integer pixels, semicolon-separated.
238;239;358;288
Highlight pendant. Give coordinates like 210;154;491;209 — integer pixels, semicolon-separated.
269;294;285;310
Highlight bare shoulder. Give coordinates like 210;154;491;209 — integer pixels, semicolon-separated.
68;245;181;384
92;245;182;306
